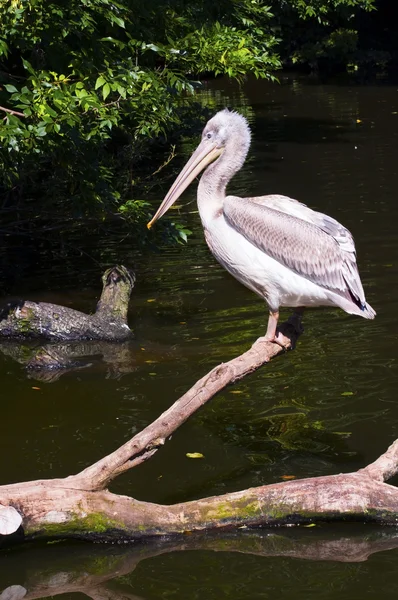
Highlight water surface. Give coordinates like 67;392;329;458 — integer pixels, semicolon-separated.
1;74;398;598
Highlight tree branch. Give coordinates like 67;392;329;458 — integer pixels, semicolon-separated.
2;313;398;542
72;315;302;490
0;105;25;118
361;438;398;482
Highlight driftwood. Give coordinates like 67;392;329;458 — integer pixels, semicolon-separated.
0;266;134;342
1;316;398;544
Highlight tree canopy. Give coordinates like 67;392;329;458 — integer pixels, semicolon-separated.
0;0;382;239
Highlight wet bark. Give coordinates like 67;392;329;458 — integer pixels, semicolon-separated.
1;317;398;544
0;266;135;342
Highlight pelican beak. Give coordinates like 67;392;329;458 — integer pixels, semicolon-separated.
147;140;223;229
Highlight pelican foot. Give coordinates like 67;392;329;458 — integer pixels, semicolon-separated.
256;332;289;349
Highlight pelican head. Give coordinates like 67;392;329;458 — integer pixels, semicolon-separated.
147;109;251;228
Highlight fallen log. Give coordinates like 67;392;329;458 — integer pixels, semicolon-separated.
0;266;134;342
1;317;398;544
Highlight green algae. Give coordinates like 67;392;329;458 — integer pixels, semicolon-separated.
27;512;126;539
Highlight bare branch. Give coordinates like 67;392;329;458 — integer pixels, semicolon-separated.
361;438;398;482
73;316;302;490
150;144;176;177
2;309;398;541
0;105;25;118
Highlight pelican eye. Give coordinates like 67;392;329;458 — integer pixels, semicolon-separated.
206;132;212;140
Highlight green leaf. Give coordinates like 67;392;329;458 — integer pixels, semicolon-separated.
4;84;18;93
117;85;126;99
95;76;106;90
102;83;110;100
146;43;160;53
99;37;126;48
111;16;125;28
186;452;204;459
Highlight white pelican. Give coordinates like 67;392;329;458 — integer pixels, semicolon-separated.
148;109;375;344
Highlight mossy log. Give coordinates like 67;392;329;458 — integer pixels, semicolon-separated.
0;266;135;342
2;319;398;545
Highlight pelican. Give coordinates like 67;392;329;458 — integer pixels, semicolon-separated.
148;109;375;344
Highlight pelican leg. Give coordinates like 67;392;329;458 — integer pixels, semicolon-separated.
264;310;279;342
257;310;286;347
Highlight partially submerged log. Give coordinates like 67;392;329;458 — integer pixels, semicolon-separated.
1;317;398;544
0;266;135;342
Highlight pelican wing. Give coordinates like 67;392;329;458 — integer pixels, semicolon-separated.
250;194;356;253
223;195;366;306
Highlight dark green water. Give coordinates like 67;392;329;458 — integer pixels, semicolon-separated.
1;74;398;598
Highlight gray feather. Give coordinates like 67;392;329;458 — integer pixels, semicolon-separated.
224;195;368;308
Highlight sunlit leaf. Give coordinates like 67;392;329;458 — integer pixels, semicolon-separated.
186;452;204;459
95;76;106;90
4;84;18;93
102;83;110;100
111;16;125;28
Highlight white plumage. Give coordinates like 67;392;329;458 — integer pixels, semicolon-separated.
148;109;375;343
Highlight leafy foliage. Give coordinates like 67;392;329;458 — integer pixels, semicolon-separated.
0;0;381;239
271;0;379;73
0;0;279;229
277;0;374;21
